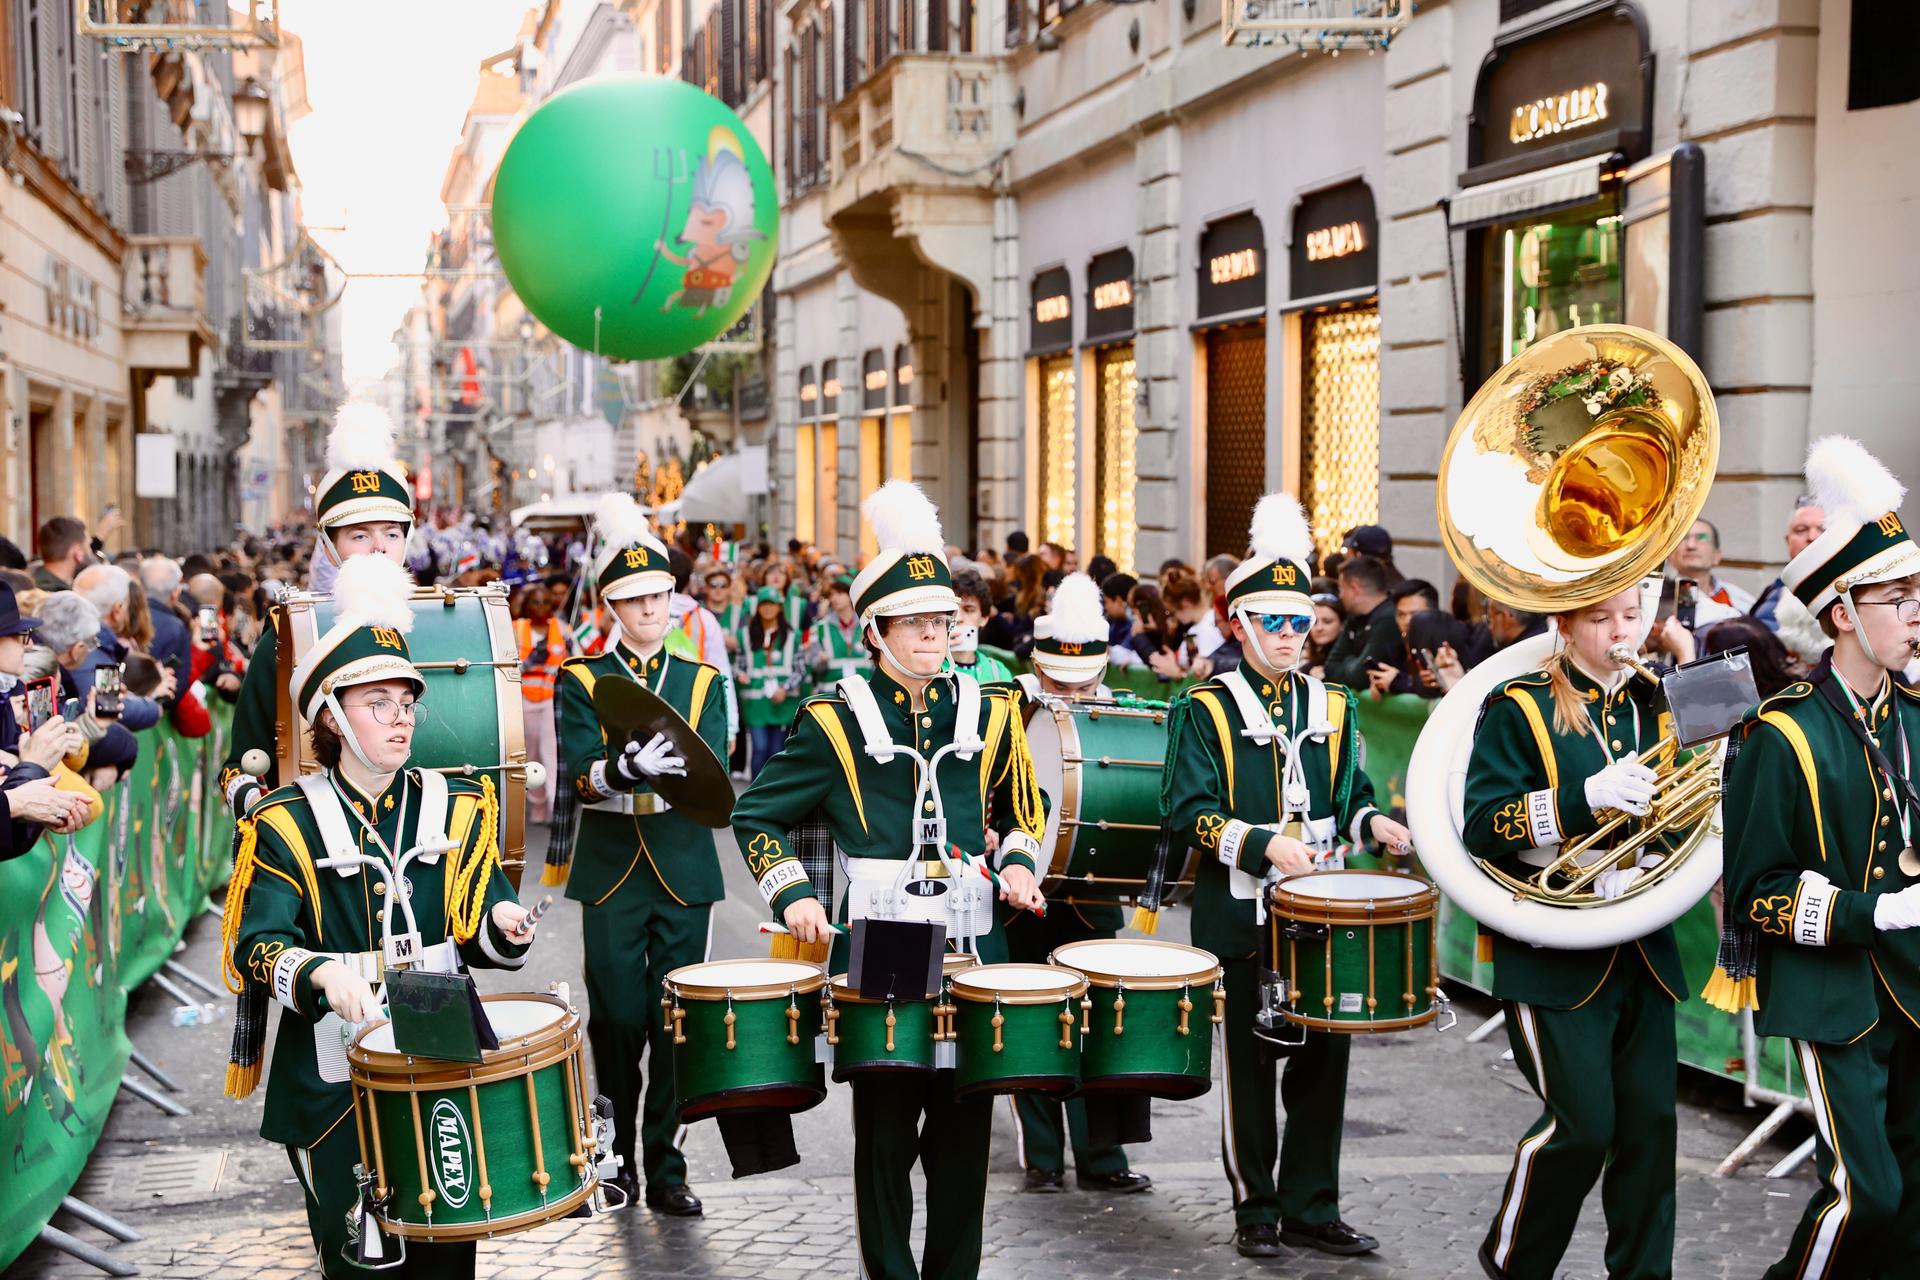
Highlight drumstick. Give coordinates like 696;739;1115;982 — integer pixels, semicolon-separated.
526;895;555;926
948;845;1047;918
758;921;851;936
1131;818;1175;936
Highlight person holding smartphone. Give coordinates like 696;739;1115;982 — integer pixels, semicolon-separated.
0;582;91;856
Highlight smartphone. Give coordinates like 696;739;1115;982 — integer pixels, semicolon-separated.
1418;648;1438;670
24;676;56;730
1654;577;1678;625
94;665;124;720
197;606;218;641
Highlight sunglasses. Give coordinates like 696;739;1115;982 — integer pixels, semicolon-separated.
1256;613;1314;635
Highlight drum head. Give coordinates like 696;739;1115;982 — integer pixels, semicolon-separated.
1052;939;1218;983
667;958;825;998
950;963;1086;1002
355;996;563;1055
1278;871;1432;902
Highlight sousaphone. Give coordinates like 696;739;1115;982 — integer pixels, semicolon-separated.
1405;324;1724;949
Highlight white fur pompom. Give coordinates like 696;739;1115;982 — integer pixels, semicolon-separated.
1247;492;1315;565
1039;572;1108;644
594;491;652;550
327;401;400;473
862;480;945;556
331;554;416;634
1806;435;1906;528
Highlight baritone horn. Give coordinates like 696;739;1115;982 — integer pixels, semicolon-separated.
1405;324;1726;951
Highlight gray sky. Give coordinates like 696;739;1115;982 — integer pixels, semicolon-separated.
281;0;553;388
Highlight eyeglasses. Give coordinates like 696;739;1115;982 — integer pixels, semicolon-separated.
892;613;953;634
1856;598;1920;625
345;697;428;726
1257;613;1314;635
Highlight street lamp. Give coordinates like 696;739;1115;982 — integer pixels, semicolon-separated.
233;77;271;154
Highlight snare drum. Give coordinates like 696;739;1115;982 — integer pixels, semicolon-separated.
347;994;596;1240
949;963;1088;1099
1050;939;1224;1100
825;952;978;1080
1025;698;1189;906
661;959;827;1120
1265;871;1441;1033
281;587;532;885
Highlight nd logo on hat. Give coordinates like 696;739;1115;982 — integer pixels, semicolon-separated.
1270;564;1298;587
349;471;383;495
905;555;939;581
623;547;651;569
369;627;405;651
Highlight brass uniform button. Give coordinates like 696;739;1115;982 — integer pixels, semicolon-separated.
1611;740;1623;752
375;910;385;923
924;801;935;813
1882;815;1893;828
922;716;933;728
1875;867;1887;881
1879;841;1889;853
1886;789;1896;801
1606;715;1616;726
375;883;387;895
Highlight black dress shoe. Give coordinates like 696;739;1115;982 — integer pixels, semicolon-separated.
1234;1224;1283;1258
1023;1168;1066;1193
604;1169;639;1209
1077;1170;1152;1194
645;1184;704;1216
1279;1219;1379;1256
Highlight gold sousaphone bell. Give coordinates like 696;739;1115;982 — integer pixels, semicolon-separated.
593;677;736;828
1436;324;1722;908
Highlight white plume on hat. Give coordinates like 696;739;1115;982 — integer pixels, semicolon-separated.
330;554;416;634
862;480;945;556
327;401;403;474
1036;572;1107;645
1248;492;1315;566
1806;435;1905;528
594;491;653;550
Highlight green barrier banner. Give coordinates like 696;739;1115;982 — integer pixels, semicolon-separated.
1;709;233;1272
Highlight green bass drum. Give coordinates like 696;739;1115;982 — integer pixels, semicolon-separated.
1051;939;1223;1100
1024;697;1188;906
1266;870;1441;1033
949;963;1087;1099
662;958;827;1120
826;952;977;1080
347;994;598;1241
280;586;532;885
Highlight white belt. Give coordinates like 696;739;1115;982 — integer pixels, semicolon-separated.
321;938;460;983
586;792;673;817
845;855;951;880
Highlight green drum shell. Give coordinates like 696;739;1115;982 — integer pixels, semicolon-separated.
949;964;1087;1099
285;587;528;885
348;997;595;1241
1267;872;1440;1034
1024;699;1185;906
826;981;937;1080
1052;941;1222;1101
665;972;827;1121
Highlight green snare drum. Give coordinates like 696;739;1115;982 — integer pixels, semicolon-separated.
826;952;977;1080
1266;871;1442;1034
1025;697;1188;906
1050;939;1223;1100
662;959;827;1120
281;586;531;885
949;964;1088;1099
347;994;598;1241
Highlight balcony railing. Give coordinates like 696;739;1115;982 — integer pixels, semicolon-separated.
827;53;1012;213
123;235;216;377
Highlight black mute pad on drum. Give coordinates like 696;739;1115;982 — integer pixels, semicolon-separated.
386;969;498;1063
851;919;945;1001
1083;1093;1153;1147
716;1112;801;1178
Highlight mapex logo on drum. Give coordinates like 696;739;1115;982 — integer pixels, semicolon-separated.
429;1098;474;1209
904;880;947;899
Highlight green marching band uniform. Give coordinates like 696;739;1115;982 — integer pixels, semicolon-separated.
221;402;416;821
1002;572;1142;1192
729;480;1051;1280
738;585;804;735
1160;494;1389;1258
221;555;528;1279
1718;437;1920;1280
552;495;729;1214
1462;626;1688;1280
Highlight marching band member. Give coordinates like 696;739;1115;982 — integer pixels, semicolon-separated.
1720;437;1920;1280
729;480;1049;1280
554;494;729;1217
1162;494;1410;1260
1002;572;1149;1195
222;554;534;1279
1463;583;1689;1280
738;585;804;777
221;402;415;819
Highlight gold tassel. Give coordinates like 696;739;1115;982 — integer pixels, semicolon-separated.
220;817;262;994
1475;931;1494;965
1129;905;1161;935
447;776;502;944
540;860;569;887
1700;966;1759;1014
224;1059;261;1100
798;939;830;966
767;933;799;961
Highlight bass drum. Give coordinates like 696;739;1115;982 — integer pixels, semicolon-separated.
1403;632;1723;950
277;586;532;886
1023;697;1187;906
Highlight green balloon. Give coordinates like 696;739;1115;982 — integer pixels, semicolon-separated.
491;78;779;362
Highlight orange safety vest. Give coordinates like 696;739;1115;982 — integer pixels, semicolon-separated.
516;617;566;702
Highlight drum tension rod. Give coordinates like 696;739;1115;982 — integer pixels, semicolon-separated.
991;996;1005;1054
1211;978;1227;1025
787;991;802;1046
1079;996;1092;1035
1178;982;1194;1037
724;994;737;1051
884;999;897;1053
1058;999;1074;1049
1112;982;1126;1037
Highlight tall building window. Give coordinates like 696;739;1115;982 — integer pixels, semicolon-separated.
1094;347;1137;574
1036;354;1076;552
1300;304;1381;557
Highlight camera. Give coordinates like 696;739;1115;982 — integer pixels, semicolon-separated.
197;606;219;642
94;665;124;720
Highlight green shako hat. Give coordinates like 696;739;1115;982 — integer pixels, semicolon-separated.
1785;435;1920;618
1224;492;1316;614
850;481;958;620
591;492;674;601
289;555;424;722
1031;571;1109;682
314;401;413;532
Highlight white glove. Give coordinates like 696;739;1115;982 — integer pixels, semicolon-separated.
1874;882;1920;931
1584;755;1658;818
1594;855;1663;901
615;732;687;783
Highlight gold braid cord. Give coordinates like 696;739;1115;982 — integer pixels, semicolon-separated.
219;817;262;994
1004;705;1046;839
447;776;502;943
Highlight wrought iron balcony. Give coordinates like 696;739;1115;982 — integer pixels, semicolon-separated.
123;235;216;378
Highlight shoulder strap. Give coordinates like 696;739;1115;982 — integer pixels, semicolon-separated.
296;773;360;877
1815;673;1920;814
1016;672;1040;698
1216;668;1279;744
952;672;983;761
838;676;900;762
415;769;451;860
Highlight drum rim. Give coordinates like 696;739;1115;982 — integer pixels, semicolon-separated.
1028;696;1171;891
1271;869;1439;922
827;975;946;1004
375;1178;597;1240
1049;939;1222;990
348;993;577;1076
949;962;1090;1004
1276;1006;1441;1034
664;958;828;1000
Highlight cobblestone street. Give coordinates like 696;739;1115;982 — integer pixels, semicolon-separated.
11;826;1814;1279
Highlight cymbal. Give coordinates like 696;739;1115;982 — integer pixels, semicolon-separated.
592;675;735;828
